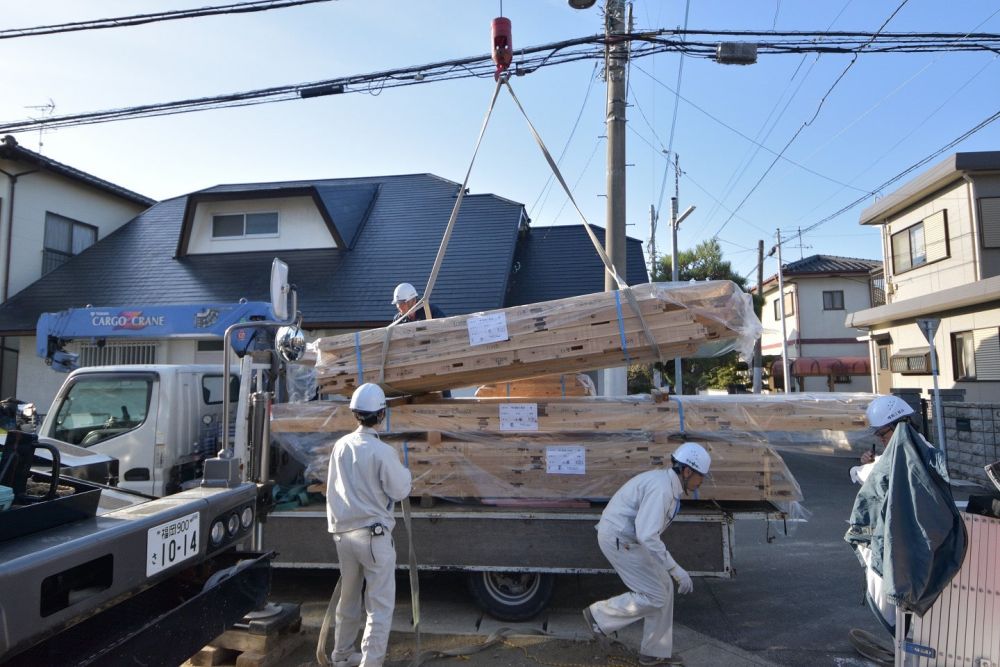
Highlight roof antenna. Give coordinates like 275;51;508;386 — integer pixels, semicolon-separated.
24;99;55;154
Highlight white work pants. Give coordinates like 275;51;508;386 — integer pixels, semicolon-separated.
589;527;675;659
333;527;397;667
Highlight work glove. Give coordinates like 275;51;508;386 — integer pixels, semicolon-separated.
670;564;693;594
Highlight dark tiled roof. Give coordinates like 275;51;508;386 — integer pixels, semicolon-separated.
504;225;649;306
0;174;526;333
781;254;881;275
0;135;155;207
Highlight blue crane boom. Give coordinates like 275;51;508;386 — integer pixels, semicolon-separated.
36;302;275;371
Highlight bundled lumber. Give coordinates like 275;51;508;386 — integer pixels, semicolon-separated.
271;393;872;444
313;281;760;396
275;428;801;502
474;373;597;398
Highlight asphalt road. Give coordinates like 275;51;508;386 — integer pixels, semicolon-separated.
267;450;903;666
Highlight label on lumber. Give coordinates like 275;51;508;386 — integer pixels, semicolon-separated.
546;445;586;475
499;403;538;431
467;311;509;346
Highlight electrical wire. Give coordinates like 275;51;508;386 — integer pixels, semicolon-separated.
710;0;912;240
4;28;1000;133
0;0;333;39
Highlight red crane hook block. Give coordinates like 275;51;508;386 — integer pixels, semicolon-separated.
492;16;513;80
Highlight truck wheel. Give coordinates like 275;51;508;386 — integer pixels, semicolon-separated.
466;571;555;621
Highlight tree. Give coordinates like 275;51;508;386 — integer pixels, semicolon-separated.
648;239;755;394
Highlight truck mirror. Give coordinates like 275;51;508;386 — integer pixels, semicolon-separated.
270;258;290;321
275;325;305;362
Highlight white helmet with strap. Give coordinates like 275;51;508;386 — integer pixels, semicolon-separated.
391;283;418;305
672;442;711;475
865;395;914;430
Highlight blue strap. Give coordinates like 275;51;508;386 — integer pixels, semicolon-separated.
354;332;364;384
614;290;632;365
560;374;566;397
402;440;409;468
676;397;685;433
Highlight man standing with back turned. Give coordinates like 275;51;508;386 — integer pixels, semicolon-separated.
326;383;412;667
582;442;711;667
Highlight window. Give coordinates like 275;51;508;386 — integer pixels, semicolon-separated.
43;212;97;274
980;197;1000;248
772;292;794;320
834;375;852;384
79;341;156;367
201;375;240;405
211;212;278;238
952;331;976;380
822;290;844;310
890;210;948;273
955;327;1000;381
878;346;889;371
889;348;933;375
47;373;153;447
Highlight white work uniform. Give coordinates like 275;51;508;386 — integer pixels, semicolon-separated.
326;425;412;667
589;468;684;660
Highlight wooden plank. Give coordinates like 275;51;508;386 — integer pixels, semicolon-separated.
313;281;758;396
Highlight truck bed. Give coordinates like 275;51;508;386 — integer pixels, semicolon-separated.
262;498;785;576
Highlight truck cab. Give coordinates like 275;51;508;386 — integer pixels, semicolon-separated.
40;365;239;497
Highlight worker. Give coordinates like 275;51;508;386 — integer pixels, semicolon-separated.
390;283;451;397
849;395;917;485
582;442;711;667
326;383;412;667
391;282;445;323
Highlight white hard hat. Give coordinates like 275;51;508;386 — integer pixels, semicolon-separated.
672;442;711;475
392;283;418;304
350;383;386;413
866;395;914;430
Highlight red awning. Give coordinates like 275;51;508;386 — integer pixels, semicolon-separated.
771;356;870;377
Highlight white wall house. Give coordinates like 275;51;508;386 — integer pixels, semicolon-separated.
759;255;880;392
846;151;1000;403
0;135;155;399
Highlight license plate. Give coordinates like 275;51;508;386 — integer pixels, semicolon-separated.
146;511;200;576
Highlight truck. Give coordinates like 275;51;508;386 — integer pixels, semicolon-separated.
0;262;299;665
29;282;787;623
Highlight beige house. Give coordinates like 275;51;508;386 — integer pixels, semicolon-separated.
0;135;155;397
846;151;1000;402
759;254;879;392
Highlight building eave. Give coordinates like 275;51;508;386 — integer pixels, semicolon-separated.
845;274;1000;328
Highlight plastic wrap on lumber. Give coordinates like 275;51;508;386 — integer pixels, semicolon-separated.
273;427;802;502
271;392;874;455
475;373;596;398
312;281;761;396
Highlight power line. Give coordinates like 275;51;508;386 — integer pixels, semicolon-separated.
709;0;912;240
0;0;334;39
4;26;1000;134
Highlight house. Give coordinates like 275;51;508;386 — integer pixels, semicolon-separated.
0;135;156;397
759;254;880;392
0;172;647;406
845;151;1000;402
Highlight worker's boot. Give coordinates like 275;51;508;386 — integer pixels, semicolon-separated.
331;651;362;667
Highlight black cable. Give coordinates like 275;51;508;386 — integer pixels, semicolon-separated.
4;28;1000;134
710;0;912;240
0;0;334;39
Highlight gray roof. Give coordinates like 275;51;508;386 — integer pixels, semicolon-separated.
781;254;881;275
0;173;527;333
504;225;649;306
0;135;155;207
760;254;880;292
860;151;1000;224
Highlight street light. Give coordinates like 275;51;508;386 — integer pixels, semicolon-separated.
568;0;597;8
671;202;695;394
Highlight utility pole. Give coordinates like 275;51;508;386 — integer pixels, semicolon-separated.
776;229;792;393
648;204;657;279
603;0;628;397
753;239;764;393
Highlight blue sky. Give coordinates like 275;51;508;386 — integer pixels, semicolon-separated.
3;1;1000;284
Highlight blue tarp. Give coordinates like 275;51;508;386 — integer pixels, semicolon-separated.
844;423;966;616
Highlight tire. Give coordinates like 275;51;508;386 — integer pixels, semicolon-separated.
466;571;556;621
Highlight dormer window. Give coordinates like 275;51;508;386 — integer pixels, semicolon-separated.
211;212;278;239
